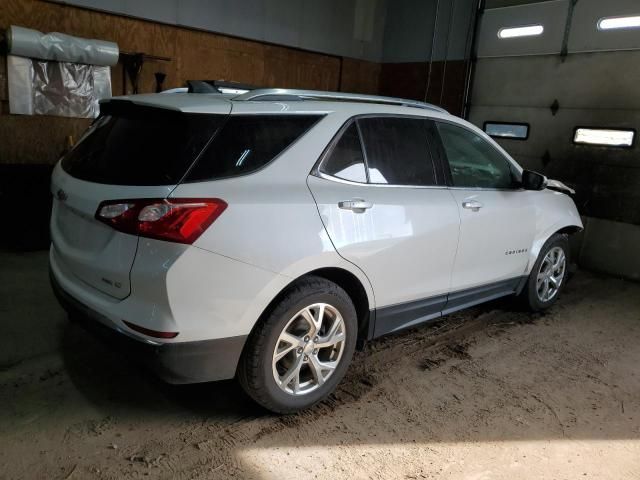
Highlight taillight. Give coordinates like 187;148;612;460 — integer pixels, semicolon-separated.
95;198;227;244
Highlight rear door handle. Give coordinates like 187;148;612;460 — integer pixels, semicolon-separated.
462;200;483;212
338;199;373;213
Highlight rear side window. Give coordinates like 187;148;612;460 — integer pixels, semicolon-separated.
62;102;224;185
357;117;436;186
437;122;516;189
186;115;321;182
320;123;367;183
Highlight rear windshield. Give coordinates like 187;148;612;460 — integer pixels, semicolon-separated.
62;101;224;185
62;103;321;185
184;115;322;182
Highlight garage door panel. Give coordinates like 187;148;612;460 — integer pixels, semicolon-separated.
470;0;640;277
471;109;640;224
471;52;640;110
470;106;640;165
477;1;569;58
569;0;640;53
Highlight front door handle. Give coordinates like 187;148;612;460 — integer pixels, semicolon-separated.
462;200;483;212
338;199;373;213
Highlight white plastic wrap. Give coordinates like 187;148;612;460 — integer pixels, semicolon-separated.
7;25;119;66
8;55;112;118
7;55;33;115
6;24;116;118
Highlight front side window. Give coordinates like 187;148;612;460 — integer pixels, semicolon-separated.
186;114;321;182
320;123;367;183
437;122;516;189
358;117;436;186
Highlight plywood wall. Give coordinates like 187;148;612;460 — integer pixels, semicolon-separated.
0;0;379;165
379;60;469;115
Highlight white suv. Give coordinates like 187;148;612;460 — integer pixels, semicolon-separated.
50;88;582;413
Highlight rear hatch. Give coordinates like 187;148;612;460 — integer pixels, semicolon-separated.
51;99;228;299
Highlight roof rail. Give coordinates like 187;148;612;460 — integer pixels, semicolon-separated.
232;88;448;114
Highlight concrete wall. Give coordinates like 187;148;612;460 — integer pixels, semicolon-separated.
49;0;479;113
49;0;388;62
382;0;476;63
468;0;640;280
379;0;478;113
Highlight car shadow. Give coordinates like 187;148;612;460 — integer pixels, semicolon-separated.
55;291;541;426
59;322;259;422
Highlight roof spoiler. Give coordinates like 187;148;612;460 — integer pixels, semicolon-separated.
187;80;258;94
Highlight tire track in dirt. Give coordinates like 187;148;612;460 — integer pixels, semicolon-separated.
134;301;541;479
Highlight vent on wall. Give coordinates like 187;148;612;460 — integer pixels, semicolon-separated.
598;15;640;31
498;25;544;39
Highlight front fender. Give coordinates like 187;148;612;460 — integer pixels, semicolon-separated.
526;190;583;274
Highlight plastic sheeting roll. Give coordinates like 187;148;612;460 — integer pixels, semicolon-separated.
7;25;119;67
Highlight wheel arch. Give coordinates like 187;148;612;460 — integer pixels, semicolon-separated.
555;225;583;236
527;222;582;274
303;267;373;341
245;266;374;353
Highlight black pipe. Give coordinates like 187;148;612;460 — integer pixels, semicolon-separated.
462;0;484;119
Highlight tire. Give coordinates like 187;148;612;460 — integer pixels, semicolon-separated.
237;276;357;414
520;233;570;311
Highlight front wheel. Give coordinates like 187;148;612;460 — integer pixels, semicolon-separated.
520;233;570;311
237;276;357;413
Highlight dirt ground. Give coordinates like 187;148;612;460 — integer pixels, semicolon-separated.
1;251;640;479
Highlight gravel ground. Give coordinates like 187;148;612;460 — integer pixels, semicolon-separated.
1;252;639;479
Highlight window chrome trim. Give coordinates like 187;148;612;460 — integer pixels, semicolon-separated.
313;113;446;188
314;171;448;190
355;118;371;183
312;117;368;184
447;185;526;192
312;118;529;192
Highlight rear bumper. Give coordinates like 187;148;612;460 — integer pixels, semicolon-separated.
50;266;247;384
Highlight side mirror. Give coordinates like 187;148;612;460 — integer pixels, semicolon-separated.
521;170;547;191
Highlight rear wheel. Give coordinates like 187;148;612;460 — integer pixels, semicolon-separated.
238;276;357;413
520;233;570;311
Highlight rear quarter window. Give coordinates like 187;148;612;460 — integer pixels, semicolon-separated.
185;115;322;182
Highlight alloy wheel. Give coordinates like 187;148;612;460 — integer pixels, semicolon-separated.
536;246;566;302
272;303;346;395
